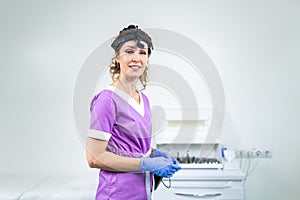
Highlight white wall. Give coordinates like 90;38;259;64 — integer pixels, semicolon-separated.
0;0;299;199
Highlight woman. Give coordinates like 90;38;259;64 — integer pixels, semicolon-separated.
86;25;181;200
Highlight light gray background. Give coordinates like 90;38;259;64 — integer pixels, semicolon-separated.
0;0;299;199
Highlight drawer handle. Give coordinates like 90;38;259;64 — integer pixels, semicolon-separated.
175;192;222;198
173;184;231;189
172;181;233;189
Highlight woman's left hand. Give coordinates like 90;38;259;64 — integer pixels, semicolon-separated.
152;149;179;165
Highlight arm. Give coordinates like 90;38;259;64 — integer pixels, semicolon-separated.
86;137;141;172
87;94;141;171
86;94;180;175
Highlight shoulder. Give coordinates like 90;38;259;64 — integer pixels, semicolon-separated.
140;91;150;105
140;91;148;99
90;89;115;112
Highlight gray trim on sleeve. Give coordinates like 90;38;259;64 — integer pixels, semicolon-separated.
87;129;112;141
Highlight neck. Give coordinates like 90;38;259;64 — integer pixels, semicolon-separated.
114;77;138;96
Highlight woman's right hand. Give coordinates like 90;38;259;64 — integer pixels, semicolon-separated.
140;157;181;178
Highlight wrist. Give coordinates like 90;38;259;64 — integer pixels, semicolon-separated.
140;157;147;171
150;147;155;158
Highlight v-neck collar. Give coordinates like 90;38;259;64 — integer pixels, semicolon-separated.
106;86;145;116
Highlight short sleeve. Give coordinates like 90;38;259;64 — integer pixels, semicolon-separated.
87;92;116;141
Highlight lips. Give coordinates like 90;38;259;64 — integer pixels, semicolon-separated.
129;65;141;69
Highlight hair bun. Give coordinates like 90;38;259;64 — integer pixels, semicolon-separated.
120;24;138;33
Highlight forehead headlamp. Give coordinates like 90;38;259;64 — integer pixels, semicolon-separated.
111;25;153;52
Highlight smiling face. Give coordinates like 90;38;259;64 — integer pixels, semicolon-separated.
116;40;149;80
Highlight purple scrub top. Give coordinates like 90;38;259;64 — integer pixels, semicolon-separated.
88;86;153;200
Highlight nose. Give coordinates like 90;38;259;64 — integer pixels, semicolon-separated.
131;52;142;62
132;56;141;62
132;57;139;62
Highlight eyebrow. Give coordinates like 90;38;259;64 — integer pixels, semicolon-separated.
124;45;147;50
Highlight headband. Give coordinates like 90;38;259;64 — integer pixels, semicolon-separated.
111;26;153;52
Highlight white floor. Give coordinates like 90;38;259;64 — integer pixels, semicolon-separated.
0;172;98;200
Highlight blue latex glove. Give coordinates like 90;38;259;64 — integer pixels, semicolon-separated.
140;157;181;178
153;149;179;165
